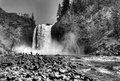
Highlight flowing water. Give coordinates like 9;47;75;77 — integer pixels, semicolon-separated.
31;24;63;54
32;24;53;50
15;24;84;55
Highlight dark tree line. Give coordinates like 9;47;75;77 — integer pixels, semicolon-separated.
57;0;70;19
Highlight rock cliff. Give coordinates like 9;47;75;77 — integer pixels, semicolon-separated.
0;8;36;53
51;0;120;55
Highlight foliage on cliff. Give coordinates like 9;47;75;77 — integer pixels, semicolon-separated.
0;8;36;52
51;0;120;55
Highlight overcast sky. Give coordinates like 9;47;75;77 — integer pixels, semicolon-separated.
0;0;62;24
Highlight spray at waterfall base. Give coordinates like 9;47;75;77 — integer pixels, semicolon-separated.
14;24;84;55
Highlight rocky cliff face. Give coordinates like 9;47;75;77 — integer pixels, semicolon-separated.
0;8;36;53
51;0;120;55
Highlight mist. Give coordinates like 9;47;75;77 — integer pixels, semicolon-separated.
13;32;85;55
14;41;65;55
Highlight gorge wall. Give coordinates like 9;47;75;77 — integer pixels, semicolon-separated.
0;8;36;53
51;0;120;55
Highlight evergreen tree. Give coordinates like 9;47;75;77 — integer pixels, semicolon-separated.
57;4;62;17
31;13;35;21
113;10;120;38
61;0;70;16
72;0;86;14
31;13;36;28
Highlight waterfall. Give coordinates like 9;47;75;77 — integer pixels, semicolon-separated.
14;24;64;54
32;25;37;49
15;23;83;55
32;25;40;49
32;24;53;50
41;24;52;49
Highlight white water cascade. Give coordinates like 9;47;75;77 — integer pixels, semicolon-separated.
31;24;65;54
14;23;83;55
32;24;39;49
31;24;83;55
14;24;83;55
32;24;53;50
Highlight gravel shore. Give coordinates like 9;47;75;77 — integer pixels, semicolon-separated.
0;54;120;81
